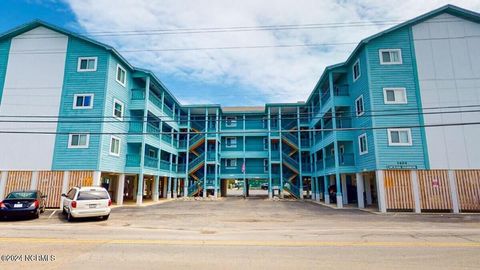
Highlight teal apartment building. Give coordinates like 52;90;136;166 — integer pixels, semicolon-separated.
0;5;479;213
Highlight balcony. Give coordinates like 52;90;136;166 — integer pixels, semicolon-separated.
146;124;160;139
144;156;158;169
160;160;170;171
321;91;330;105
129;121;143;133
316;160;324;170
301;138;310;148
333;84;349;97
325;153;355;168
126;154;140;167
325;156;335;168
301;163;311;173
270;151;280;161
148;93;162;109
207;151;217;162
131;89;145;100
163;105;173;117
161;133;172;145
178;164;186;173
336;118;352;129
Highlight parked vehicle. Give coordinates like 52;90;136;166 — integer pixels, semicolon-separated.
62;187;111;222
261;183;269;190
0;190;46;219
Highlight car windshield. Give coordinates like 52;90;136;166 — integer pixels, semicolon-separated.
6;192;36;199
77;190;109;200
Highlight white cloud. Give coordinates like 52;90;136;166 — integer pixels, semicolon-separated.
65;0;480;105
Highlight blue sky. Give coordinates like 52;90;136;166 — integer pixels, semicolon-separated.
1;0;480;106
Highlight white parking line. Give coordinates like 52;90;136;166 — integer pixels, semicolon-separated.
48;210;57;219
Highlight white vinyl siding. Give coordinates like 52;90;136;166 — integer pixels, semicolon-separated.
358;133;368;155
68;134;89;148
116;64;126;87
388;129;412;146
383;88;407;104
109;136;121;156
73;94;94;109
77;57;97;72
355;95;364;116
379;49;403;65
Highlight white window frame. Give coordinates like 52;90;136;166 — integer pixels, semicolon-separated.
73;94;94;109
225;137;237;148
225;159;237;169
358;133;368;155
109;136;121;157
263;159;269;173
379;49;403;65
355;95;365;117
116;64;127;87
77;57;97;72
353;59;361;82
113;99;124;121
387;128;413;146
383;88;407;104
225;116;237;127
68;133;90;149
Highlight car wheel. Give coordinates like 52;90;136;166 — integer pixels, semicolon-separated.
62;208;67;215
67;212;74;222
102;214;109;220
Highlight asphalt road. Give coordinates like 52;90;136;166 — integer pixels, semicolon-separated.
0;195;479;270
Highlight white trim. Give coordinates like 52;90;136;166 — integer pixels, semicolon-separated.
225;137;237;148
225;158;237;168
115;64;126;87
387;128;413;146
113;98;124;121
67;133;90;149
383;88;407;104
77;57;97;72
358;133;368;155
352;59;361;82
109;135;121;156
225;116;237;127
355;95;365;116
72;94;94;109
379;49;403;65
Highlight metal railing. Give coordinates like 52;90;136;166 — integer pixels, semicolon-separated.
283;180;301;199
282;132;298;146
148;93;162;109
188;153;205;173
131;89;145;100
144;156;159;168
126;154;140;167
160;160;170;171
333;84;349;96
146;124;160;138
282;152;299;170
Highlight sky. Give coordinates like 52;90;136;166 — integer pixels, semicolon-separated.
1;0;480;106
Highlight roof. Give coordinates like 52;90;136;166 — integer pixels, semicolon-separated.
304;4;480;104
222;106;265;113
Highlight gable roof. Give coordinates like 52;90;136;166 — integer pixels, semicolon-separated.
304;4;480;105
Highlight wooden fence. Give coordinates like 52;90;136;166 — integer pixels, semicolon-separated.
37;171;64;208
5;171;32;196
384;170;414;210
417;170;452;210
455;170;480;211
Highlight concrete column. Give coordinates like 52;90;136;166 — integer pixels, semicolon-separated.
0;171;8;200
136;173;144;205
341;174;348;205
356;173;365;208
93;171;101;186
375;170;387;213
173;178;178;199
335;173;343;208
323;176;330;204
30;171;39;190
318;178;323;201
167;177;172;199
116;174;125;205
153;175;159;201
365;176;372;205
162;177;168;198
60;171;70;210
448;170;460;214
411;170;421;213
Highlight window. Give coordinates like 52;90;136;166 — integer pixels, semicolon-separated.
113;99;124;120
77;57;97;72
262;117;268;129
355;95;364;116
148;149;156;158
263;138;269;150
353;59;361;81
225;137;237;148
388;129;412;146
116;64;126;87
73;94;94;109
358;133;368;155
264;159;269;172
109;136;121;156
225;116;237;127
225;159;237;168
380;49;402;65
68;134;89;148
383;88;407;104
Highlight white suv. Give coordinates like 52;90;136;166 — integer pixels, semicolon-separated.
62;186;111;222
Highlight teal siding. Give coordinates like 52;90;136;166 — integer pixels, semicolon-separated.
98;55;132;173
52;37;109;170
366;28;427;169
0;39;11;104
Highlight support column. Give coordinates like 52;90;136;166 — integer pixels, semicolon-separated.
136;173;144;205
356;173;365;209
116;174;125;205
341;174;348;205
93;171;101;186
203;108;208;198
317;177;322;201
365;176;372;205
30;171;39;190
323;176;330;204
184;109;191;198
214;108;219;198
278;108;284;199
153;175;160;201
375;170;387;213
167;153;173;199
335;172;343;208
0;171;7;200
411;170;421;213
162;177;168;198
173;155;179;198
448;170;460;214
60;171;70;210
267;107;273;199
296;106;304;199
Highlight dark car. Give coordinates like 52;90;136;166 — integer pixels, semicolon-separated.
261;183;269;190
0;190;46;219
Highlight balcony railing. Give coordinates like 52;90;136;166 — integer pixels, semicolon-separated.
301;138;310;148
321;91;330;105
162;133;172;144
163;105;173;117
144;156;158;168
146;124;160;138
160;160;170;171
271;151;280;161
129;121;143;133
325;156;335;168
316;160;324;170
336;118;352;129
148;93;162;109
131;89;145;100
126;154;140;167
301;163;311;173
207;151;217;162
339;153;355;166
333;84;349;96
178;164;186;173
